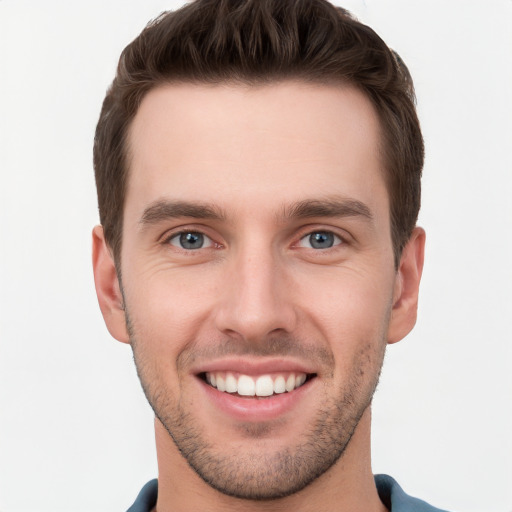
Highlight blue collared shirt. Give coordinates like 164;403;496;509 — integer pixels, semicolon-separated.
127;474;450;511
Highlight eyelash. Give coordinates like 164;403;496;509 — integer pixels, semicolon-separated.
296;231;344;250
161;226;349;253
162;230;218;251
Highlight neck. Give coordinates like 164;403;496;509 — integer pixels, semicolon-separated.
153;408;387;512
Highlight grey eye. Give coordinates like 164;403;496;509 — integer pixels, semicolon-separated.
169;232;212;250
299;231;341;249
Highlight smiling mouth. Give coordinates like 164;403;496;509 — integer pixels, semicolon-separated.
201;371;316;398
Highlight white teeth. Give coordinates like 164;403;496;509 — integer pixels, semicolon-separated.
285;374;295;392
274;375;286;394
255;375;274;396
225;372;237;393
238;375;256;396
205;371;309;396
216;375;226;392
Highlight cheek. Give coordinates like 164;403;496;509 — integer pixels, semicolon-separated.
297;268;393;360
124;267;221;351
300;262;394;320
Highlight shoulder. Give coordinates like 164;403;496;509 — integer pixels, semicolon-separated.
375;474;451;512
127;476;450;511
126;479;158;512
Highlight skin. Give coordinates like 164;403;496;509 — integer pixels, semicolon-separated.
93;82;425;512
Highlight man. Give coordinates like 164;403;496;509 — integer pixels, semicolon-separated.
92;1;445;510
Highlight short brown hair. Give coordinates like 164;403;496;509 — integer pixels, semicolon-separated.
94;0;423;267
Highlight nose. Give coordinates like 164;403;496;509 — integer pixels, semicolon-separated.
214;243;298;342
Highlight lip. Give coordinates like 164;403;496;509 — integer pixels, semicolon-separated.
193;357;317;422
199;375;314;422
191;356;316;376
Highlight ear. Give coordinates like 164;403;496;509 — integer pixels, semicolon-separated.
387;227;426;344
92;225;130;344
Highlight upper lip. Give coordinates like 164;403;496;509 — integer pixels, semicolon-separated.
191;357;317;376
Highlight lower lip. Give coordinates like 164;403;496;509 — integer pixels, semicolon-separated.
198;377;314;422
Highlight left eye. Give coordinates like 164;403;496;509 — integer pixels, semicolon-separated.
168;231;213;250
298;231;342;249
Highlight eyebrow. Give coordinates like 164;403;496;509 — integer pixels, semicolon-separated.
138;196;373;228
139;200;226;225
282;197;373;222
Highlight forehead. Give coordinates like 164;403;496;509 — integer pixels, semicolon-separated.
125;81;386;223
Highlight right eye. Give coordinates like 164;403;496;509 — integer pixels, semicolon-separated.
297;230;343;250
167;231;213;250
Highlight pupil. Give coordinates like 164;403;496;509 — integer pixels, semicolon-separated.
180;232;203;249
310;232;334;249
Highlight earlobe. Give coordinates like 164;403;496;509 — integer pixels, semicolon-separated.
387;227;426;344
92;225;130;344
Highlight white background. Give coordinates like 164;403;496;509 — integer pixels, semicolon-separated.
0;1;511;511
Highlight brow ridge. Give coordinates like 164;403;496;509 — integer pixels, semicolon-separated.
139;197;373;228
139;200;226;225
282;197;373;221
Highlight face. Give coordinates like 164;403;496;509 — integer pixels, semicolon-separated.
94;81;423;500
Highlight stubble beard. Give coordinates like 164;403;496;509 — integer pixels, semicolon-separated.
126;310;387;501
